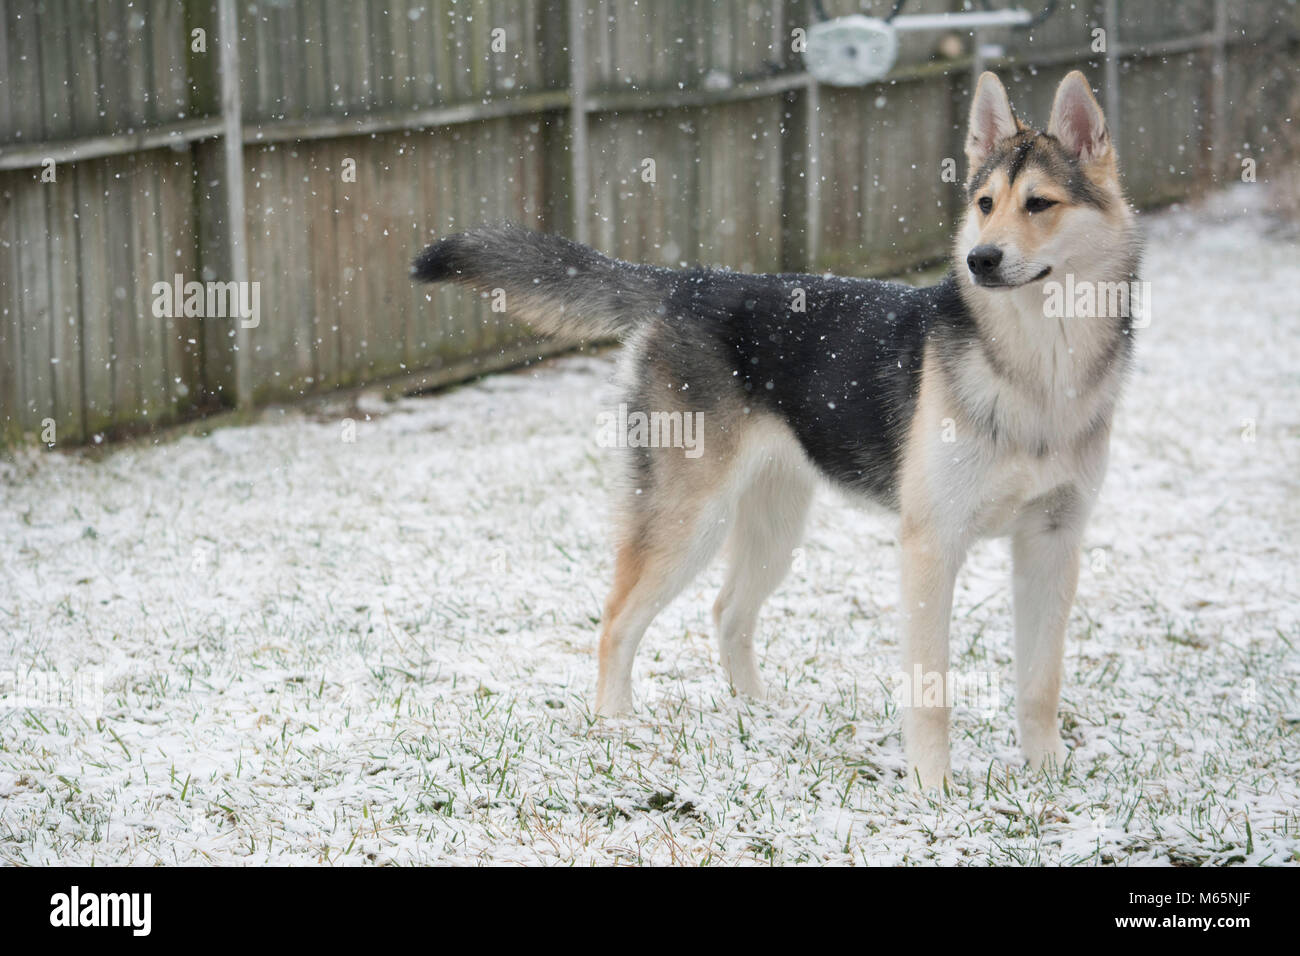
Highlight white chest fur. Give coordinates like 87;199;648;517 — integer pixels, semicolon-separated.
908;295;1121;545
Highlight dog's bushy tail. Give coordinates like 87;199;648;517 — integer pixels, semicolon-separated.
412;223;670;339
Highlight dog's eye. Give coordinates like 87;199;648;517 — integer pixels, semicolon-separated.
1026;197;1058;213
977;196;993;214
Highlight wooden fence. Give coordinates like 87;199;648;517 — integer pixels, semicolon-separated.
0;0;1295;445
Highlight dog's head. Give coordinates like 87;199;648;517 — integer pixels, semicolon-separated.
956;71;1133;292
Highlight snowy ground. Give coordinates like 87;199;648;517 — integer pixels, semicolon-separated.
1;189;1297;865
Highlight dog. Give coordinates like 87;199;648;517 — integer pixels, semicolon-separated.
412;71;1141;788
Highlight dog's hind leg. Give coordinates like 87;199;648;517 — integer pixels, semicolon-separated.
712;457;815;698
594;485;733;717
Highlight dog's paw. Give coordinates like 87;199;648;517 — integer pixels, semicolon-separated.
1023;736;1068;773
907;762;954;794
594;686;634;718
727;667;767;700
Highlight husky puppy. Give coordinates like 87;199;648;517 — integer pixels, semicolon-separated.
413;71;1141;787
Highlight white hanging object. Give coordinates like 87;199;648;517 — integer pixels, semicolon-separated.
803;9;1033;87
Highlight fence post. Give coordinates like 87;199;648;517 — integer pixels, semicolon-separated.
805;74;821;269
567;0;590;245
217;0;251;407
1103;0;1121;150
1211;0;1228;184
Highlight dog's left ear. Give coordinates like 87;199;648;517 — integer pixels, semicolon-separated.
965;72;1020;173
1048;71;1112;165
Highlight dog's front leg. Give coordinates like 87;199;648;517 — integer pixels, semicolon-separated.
899;516;962;790
1011;497;1086;771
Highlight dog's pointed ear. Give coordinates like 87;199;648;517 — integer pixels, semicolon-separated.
1048;71;1112;164
965;72;1019;173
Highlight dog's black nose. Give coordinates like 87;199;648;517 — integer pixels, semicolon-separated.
966;245;1003;278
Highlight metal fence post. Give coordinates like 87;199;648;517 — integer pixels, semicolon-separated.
217;0;251;407
568;0;590;245
1211;0;1228;183
805;74;821;270
1103;0;1121;150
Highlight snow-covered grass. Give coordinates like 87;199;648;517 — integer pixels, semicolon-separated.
1;189;1297;865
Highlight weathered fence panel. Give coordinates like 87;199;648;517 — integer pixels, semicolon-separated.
0;0;1296;446
238;116;551;402
237;0;566;121
0;148;202;443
